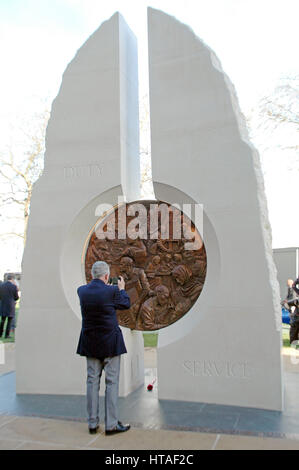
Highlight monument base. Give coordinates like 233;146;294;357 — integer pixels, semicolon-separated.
100;329;144;397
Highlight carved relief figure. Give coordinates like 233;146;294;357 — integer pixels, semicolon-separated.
85;200;207;330
138;285;174;330
122;237;147;266
170;264;203;321
172;264;203;301
116;256;154;328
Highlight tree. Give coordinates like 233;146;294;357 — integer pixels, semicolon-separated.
0;109;50;245
259;76;298;129
247;75;299;158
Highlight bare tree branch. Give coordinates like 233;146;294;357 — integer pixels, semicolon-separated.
0;109;49;245
0;232;24;240
247;75;299;159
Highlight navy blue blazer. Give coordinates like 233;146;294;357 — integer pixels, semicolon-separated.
76;279;130;360
0;281;19;318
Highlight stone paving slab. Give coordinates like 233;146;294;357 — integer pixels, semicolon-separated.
215;433;299;450
0;416;93;448
0;415;18;428
1;416;299;450
0;438;24;450
88;427;218;450
16;441;85;451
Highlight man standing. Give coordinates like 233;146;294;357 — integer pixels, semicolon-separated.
77;261;131;435
283;279;299;344
0;275;19;338
293;278;299;297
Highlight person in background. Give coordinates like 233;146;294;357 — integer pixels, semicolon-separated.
76;261;131;436
284;279;297;306
283;279;299;344
0;274;19;338
293;278;299;297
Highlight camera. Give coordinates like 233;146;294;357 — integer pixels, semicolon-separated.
109;277;120;285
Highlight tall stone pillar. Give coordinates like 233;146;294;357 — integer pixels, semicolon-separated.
16;13;144;396
148;8;283;411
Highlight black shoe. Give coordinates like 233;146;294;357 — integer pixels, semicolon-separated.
105;422;130;435
88;425;99;434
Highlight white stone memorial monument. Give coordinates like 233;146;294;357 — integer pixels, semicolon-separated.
17;8;283;411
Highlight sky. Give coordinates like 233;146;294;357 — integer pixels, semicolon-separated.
0;0;298;274
1;0;298;116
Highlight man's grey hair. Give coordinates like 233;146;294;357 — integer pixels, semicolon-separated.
91;261;110;279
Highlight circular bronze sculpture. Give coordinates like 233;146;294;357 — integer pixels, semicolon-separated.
85;200;206;330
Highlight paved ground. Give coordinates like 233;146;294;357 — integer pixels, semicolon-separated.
1;415;299;450
1;344;299;450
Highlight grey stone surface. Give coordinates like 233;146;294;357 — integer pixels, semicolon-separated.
16;13;144;396
148;8;282;410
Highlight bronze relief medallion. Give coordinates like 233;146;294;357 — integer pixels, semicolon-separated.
85;200;206;330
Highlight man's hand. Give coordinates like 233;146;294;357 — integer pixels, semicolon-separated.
118;276;125;290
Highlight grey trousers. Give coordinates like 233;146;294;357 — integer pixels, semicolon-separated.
86;355;120;430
